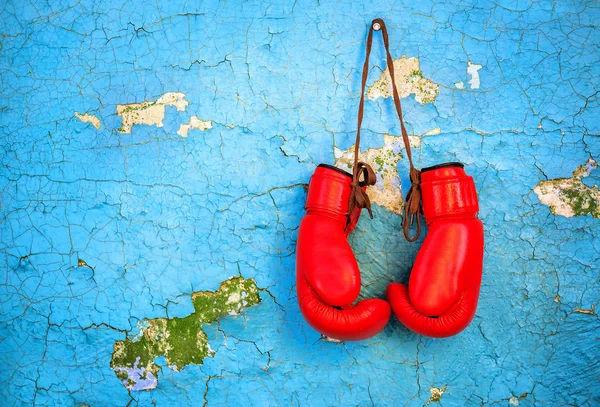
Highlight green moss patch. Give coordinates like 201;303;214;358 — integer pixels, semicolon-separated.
110;277;261;380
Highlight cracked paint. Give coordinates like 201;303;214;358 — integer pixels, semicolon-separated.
367;56;439;104
1;1;599;406
110;277;260;391
534;158;599;218
116;92;189;133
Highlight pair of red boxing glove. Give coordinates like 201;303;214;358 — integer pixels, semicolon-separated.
296;162;484;340
295;19;484;340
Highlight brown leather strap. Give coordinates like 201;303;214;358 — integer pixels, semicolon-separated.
348;21;377;220
349;18;422;240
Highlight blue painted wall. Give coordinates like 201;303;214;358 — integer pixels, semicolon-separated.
0;0;598;405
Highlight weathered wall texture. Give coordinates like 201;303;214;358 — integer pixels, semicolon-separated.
0;0;598;405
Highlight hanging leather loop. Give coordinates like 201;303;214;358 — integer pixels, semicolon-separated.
348;22;377;220
349;18;422;240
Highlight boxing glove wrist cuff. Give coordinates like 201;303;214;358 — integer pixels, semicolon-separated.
305;164;352;218
421;176;479;221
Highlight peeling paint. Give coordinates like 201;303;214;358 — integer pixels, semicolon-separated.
334;133;420;214
423;127;441;136
112;356;158;391
426;385;446;404
177;115;213;137
2;2;600;405
367;56;439;104
573;305;596;315
467;61;482;89
74;111;101;129
534;158;600;218
77;258;89;267
116;92;188;134
110;277;260;391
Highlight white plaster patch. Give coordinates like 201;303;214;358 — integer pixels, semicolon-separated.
467;61;483;89
509;396;520;406
367;56;439;104
454;81;465;89
177;115;213;137
116;92;189;134
74;111;101;129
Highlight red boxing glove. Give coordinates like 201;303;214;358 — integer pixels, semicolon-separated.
296;164;390;341
387;163;484;338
